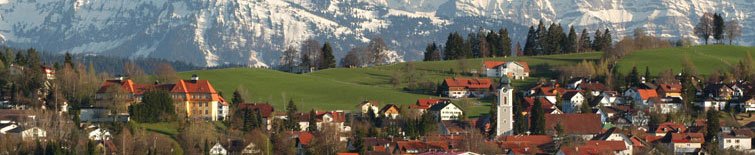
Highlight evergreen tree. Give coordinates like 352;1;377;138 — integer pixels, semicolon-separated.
514;42;523;56
627;66;640;87
320;42;336;69
592;29;604;51
444;32;467;60
232;89;245;105
530;99;546;134
645;66;651;80
544;23;564;54
535;21;548;55
285;99;300;131
486;31;500;57
705;110;720;144
478;33;491;58
523;26;537;56
513;95;526;134
499;28;512;57
565;26;578;53
419;112;437;136
307;109;318;132
601;29;613;51
580;102;592;114
424;42;441;61
14;51;26;66
713;13;725;44
64;52;74;68
487;100;497;138
579;28;591;52
352;133;365;154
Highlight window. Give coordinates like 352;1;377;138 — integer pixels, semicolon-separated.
735;140;739;143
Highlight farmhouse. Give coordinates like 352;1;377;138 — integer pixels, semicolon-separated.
440;78;493;98
428;102;464;121
482;61;530;79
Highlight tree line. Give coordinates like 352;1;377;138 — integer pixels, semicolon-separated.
694;12;742;45
424;28;513;61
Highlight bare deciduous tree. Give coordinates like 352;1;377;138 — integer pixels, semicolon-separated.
694;13;715;45
155;63;180;83
367;37;388;66
341;46;365;68
725;20;742;45
280;46;299;71
301;39;322;69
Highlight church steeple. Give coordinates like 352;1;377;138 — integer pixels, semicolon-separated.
496;76;514;137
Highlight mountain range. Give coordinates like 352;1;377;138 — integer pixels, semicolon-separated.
0;0;751;67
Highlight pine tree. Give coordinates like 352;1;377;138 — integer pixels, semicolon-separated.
645;66;651;80
579;28;591;52
535;20;547;55
523;26;537;56
64;52;74;68
487;100;497;138
544;23;563;54
705;110;720;144
713;13;725;44
285;99;300;131
320;42;336;69
513;95;526;134
530;99;545;134
486;31;500;57
499;28;512;57
592;29;604;51
627;66;640;87
307;109;318;132
601;29;613;51
424;42;441;61
232;89;244;105
565;26;578;53
514;42;523;56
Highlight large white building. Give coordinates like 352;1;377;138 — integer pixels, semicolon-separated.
719;129;753;151
482;61;530;80
428;102;464;121
496;77;514;137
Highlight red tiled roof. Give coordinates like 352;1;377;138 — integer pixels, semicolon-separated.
523;97;559;114
645;135;664;143
579;82;607;91
337;153;359;155
545;114;602;135
291;131;314;146
498;135;553;152
237;103;275;118
517;61;530;73
395;141;447;153
443;77;492;89
654;122;687;134
670;133;704;143
559;140;627;155
171;80;218;93
658;84;682;93
631;137;645;148
483;61;507;69
637;89;659;100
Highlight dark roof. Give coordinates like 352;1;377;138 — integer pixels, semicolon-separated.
379;104;400;114
428;102;456;112
562;90;582;100
545;114;602;135
238;103;275;118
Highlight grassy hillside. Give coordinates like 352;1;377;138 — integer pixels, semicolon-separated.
180;52;602;116
616;45;755;75
179;68;435;111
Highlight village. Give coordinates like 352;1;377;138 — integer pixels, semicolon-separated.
0;58;753;155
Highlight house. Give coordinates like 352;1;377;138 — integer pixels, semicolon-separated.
96;75;229;121
298;111;350;132
624;88;658;105
79;107;130;123
482;61;530;79
170;75;229;121
666;133;705;154
428;102;464;121
561;90;585;113
237;103;275;130
21;127;46;141
557;140;628;155
291;131;315;155
497;135;554;154
393;141;448;154
697;97;727;111
439;120;471;135
648;97;682;114
703;84;734;101
88;128;112;141
545;114;602;139
358;100;380;116
411;98;449;113
523;97;562;115
742;96;755;112
657;83;683;98
592;128;635;155
719;129;753;151
441;78;493;98
210;142;228;155
532;85;566;104
379;104;400;119
653;122;687;136
596;91;621;106
577;82;608;97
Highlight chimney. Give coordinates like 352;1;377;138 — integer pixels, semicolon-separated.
191;74;199;81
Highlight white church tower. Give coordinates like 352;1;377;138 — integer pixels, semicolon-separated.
496;76;514;136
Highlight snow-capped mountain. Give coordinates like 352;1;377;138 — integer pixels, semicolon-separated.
0;0;751;67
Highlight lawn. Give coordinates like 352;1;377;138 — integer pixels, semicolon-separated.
616;45;755;75
178;52;602;116
179;68;435;112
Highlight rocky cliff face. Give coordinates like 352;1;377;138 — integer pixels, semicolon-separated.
0;0;750;67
